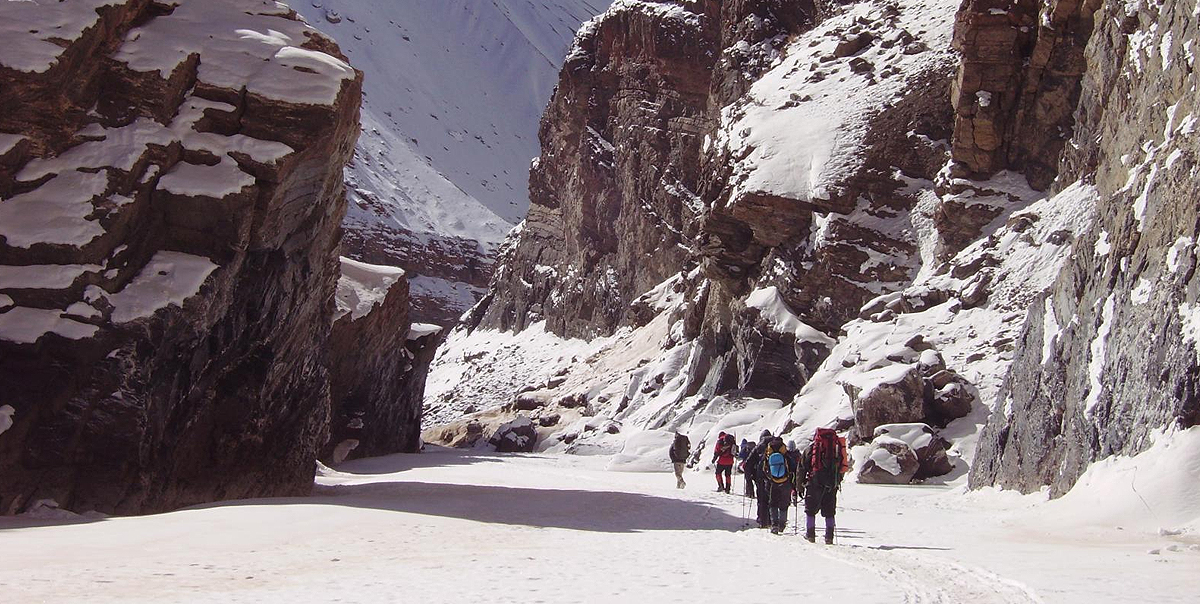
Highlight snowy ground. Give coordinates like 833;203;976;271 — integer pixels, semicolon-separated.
3;447;1195;603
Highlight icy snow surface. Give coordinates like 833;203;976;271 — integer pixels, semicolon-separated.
1;446;1196;602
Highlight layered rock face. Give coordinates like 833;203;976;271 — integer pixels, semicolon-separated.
324;258;440;464
467;0;817;339
0;0;362;514
971;0;1200;495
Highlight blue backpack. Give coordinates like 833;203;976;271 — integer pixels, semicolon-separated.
768;452;788;480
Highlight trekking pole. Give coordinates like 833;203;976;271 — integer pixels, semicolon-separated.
793;494;799;536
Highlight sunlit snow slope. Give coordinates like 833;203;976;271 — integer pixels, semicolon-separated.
292;0;609;324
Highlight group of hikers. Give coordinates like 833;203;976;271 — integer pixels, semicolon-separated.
669;428;849;543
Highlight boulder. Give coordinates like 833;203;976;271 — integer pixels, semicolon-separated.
847;365;926;442
490;416;538;453
874;423;955;480
857;437;920;484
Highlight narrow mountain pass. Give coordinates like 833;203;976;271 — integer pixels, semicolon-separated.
0;448;1191;603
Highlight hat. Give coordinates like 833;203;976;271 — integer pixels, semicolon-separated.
761;429;772;438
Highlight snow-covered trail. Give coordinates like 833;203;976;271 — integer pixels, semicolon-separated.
1;449;1193;603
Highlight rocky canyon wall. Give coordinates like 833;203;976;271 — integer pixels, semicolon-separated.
0;0;376;515
971;0;1200;495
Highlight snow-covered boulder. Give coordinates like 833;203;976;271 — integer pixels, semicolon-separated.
491;416;538;453
874;423;954;480
858;437;920;484
845;365;926;443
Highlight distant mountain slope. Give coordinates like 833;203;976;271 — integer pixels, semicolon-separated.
293;0;609;324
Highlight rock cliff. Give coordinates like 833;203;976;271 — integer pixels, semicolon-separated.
971;0;1200;495
466;0;817;339
325;258;440;464
430;0;1198;500
0;0;364;514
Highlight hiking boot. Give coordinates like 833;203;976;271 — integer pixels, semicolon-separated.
804;530;816;543
824;533;835;545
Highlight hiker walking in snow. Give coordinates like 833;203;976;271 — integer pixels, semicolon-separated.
744;430;773;527
712;432;736;493
798;428;850;544
737;438;755;499
669;432;691;489
760;437;795;534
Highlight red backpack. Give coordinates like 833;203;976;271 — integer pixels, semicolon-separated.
811;428;845;487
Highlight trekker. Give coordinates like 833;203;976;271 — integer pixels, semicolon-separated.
744;430;773;527
669;432;691;489
712;432;736;493
737;438;756;499
798;427;850;544
760;436;794;534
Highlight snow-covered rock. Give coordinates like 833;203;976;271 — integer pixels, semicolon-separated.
0;0;362;515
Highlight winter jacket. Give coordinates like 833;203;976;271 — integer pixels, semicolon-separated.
744;439;771;481
737;440;753;461
713;436;736;466
669;434;690;463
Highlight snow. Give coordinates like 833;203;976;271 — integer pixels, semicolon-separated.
114;0;356;106
334;257;405;321
0;404;14;437
0;0;124;73
291;0;608;251
745;286;836;344
1178;302;1200;363
1045;427;1200;536
867;442;903;475
0;133;24;155
0;170;109;248
1095;230;1111;257
1083;295;1115;417
1041;296;1060;363
104;251;220;324
1131;278;1152;305
1;447;1195;603
1166;236;1193;273
157;160;256;198
408;323;441;340
717;0;957;208
0;263;100;290
0;306;99;344
875;423;935;450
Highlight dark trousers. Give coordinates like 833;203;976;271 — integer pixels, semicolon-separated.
767;480;793;529
744;471;756;498
804;485;837;517
715;464;732;490
755;479;771;525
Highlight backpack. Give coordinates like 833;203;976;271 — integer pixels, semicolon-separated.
767;451;788;481
811;428;843;487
